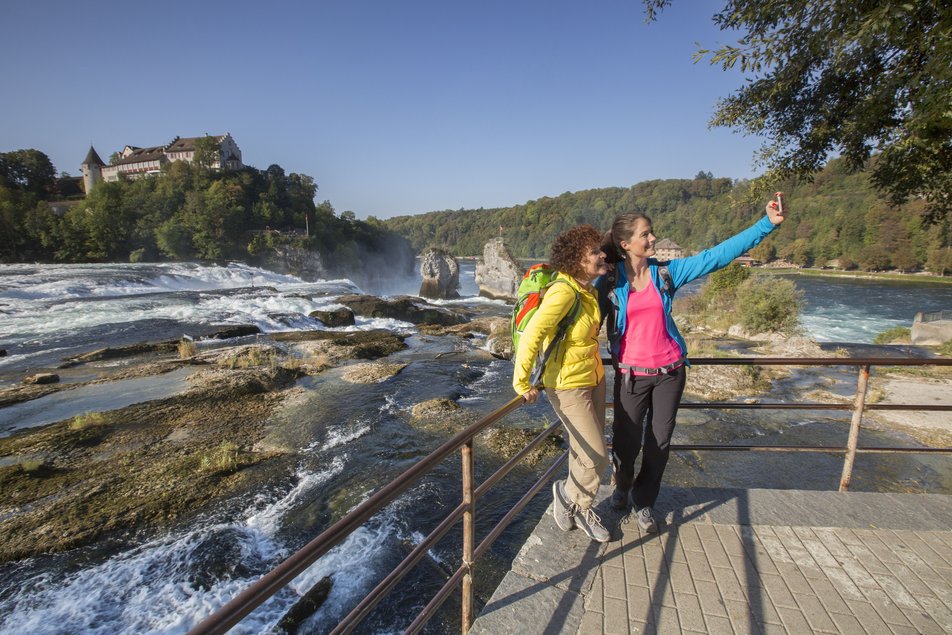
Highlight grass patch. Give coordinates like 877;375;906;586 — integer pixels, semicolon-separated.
69;412;108;431
18;457;49;474
218;346;279;370
199;441;251;474
873;327;911;344
178;337;198;359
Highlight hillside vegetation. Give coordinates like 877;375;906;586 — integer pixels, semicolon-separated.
383;160;952;274
0;150;413;279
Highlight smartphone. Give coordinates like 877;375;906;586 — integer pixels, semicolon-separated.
775;192;784;215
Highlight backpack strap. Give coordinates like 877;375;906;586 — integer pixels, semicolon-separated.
657;260;674;296
529;280;581;387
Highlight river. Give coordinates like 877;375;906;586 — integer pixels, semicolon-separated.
0;262;950;634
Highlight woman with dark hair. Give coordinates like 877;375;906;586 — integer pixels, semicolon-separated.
595;196;788;533
513;224;611;542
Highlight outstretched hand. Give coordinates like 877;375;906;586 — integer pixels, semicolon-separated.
767;192;787;225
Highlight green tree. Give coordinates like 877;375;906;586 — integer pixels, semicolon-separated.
0;149;56;198
193;136;221;170
645;1;952;222
736;275;802;334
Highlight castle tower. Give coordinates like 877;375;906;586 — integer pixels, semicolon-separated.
81;146;105;195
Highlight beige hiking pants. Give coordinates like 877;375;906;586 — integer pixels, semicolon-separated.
547;380;607;509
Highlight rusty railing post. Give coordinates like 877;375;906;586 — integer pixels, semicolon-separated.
461;440;475;633
840;364;871;491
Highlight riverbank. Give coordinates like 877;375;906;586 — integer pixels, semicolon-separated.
764;266;952;285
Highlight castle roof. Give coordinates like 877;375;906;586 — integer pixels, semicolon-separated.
113;145;167;166
82;146;105;167
655;238;681;250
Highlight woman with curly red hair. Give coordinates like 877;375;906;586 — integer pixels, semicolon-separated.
512;224;611;542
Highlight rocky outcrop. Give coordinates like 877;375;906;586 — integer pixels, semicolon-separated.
309;307;356;327
475;238;523;301
23;373;59;385
337;294;466;326
341;362;408;384
419;248;460;300
911;311;952;345
263;244;325;281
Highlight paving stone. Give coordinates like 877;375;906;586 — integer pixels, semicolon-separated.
823;565;867;600
623;554;649;588
685;548;716;582
586;568;603;613
603;596;629;634
800;535;840;569
575;609;602;634
474;487;952;635
675;523;703;552
916;532;952;566
870;571;922;609
828;611;866;634
794;592;838;632
812;527;854;559
775;562;814;595
694;579;729;618
668;562;696;595
469;571;585;635
652;604;680;633
715;525;746;557
843;600;892;634
882;560;934;598
807;576;851;615
759;572;797;609
674;592;705;632
725;600;761;635
776;606;812;632
862;587;913;627
900;606;946;635
711;565;747;602
755;529;794;564
702;614;733;635
917;595;952;632
601;562;626;600
626;584;654;624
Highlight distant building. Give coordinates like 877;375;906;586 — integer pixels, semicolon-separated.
654;238;683;260
81;134;243;192
733;255;758;267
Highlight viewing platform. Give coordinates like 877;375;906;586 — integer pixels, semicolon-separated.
472;485;952;634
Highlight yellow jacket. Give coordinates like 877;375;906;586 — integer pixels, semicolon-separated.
512;273;605;394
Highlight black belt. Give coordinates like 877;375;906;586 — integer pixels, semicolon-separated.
618;357;685;376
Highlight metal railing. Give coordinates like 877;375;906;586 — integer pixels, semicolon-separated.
188;356;952;635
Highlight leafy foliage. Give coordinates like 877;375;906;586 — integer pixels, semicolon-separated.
735;276;803;334
0;150;412;280
383;158;951;274
647;0;952;222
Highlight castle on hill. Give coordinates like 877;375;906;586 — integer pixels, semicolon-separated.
81;133;243;194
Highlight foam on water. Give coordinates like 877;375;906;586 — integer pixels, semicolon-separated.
0;453;402;635
245;456;346;536
317;420;373;452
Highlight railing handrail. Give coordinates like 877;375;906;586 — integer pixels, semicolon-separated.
188;356;952;635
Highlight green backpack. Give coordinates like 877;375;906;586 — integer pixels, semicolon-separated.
511;264;581;387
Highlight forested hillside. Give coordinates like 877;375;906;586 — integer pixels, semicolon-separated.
0;149;414;279
383;160;952;274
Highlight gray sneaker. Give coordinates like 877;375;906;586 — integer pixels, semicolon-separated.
611;487;630;511
551;480;575;531
574;505;610;543
636;507;658;533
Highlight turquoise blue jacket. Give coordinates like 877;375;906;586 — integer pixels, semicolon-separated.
594;215;778;363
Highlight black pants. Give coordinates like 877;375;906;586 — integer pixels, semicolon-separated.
612;366;687;509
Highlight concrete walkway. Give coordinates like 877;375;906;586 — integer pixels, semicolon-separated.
471;487;952;634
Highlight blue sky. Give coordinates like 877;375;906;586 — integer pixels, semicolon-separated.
1;0;761;219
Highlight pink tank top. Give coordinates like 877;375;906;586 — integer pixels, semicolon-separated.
618;283;683;375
